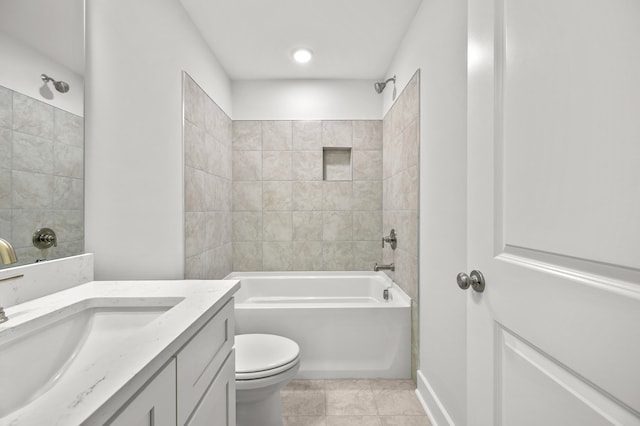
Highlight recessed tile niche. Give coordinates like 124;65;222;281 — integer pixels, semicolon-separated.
322;148;352;181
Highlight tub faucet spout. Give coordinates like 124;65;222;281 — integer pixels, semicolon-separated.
373;262;395;272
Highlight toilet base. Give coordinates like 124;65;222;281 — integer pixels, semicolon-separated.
236;386;284;426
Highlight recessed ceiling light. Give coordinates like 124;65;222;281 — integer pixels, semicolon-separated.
292;48;313;64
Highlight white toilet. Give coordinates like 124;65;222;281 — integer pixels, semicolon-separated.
235;334;301;426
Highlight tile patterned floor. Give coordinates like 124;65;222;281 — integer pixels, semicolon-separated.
281;379;432;426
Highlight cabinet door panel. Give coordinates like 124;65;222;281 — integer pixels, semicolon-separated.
186;350;235;426
109;359;177;426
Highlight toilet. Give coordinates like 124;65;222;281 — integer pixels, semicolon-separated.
235;333;301;426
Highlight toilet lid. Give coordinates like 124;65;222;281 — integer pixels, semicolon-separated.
235;334;300;374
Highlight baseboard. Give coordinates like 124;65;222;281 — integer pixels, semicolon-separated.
415;370;456;426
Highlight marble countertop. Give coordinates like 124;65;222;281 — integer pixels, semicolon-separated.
0;279;239;425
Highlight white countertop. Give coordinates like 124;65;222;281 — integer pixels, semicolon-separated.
0;279;239;425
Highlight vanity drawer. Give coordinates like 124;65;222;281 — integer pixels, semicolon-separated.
176;298;234;425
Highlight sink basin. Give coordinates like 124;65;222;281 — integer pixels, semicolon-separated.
0;298;179;417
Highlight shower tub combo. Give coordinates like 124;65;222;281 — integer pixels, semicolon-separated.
226;271;411;379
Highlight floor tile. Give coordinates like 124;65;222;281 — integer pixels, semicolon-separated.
279;379;430;425
380;416;432;426
326;389;378;416
285;380;326;391
370;379;416;392
284;416;328;426
374;390;425;416
282;389;326;416
326;415;383;426
325;379;372;391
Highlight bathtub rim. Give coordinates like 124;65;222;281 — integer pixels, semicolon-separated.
225;270;411;308
226;270;399;280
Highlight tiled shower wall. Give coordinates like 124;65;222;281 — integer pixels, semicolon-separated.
183;74;233;279
232;120;383;271
382;72;420;378
0;85;84;264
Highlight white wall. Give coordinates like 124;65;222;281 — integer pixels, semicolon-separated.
384;0;468;424
85;0;232;280
232;79;382;120
0;33;83;116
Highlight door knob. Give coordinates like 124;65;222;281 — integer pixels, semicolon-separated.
456;270;485;293
457;272;471;289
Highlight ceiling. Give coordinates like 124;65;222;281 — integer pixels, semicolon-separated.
178;0;423;80
1;0;422;81
0;0;84;74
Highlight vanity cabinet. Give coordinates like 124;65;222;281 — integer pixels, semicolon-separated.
108;299;235;426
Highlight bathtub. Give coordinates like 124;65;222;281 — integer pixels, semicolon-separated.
225;271;411;379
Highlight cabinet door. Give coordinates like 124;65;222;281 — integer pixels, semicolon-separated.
177;300;234;424
109;359;177;426
185;351;235;426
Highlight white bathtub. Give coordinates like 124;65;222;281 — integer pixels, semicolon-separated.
225;271;411;379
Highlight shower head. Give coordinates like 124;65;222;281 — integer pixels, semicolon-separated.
374;75;396;94
41;74;70;93
54;80;70;93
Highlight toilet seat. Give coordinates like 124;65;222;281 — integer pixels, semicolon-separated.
235;334;300;380
236;353;301;380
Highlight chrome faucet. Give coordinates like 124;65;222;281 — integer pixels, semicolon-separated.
0;238;18;266
373;262;395;272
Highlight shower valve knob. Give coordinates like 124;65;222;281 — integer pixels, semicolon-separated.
382;229;398;250
32;227;57;249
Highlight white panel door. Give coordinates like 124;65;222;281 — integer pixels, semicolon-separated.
467;0;640;424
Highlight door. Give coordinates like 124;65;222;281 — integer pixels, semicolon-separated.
467;0;640;425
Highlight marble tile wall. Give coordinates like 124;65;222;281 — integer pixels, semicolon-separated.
382;72;420;379
0;85;84;264
232;119;383;271
183;74;233;279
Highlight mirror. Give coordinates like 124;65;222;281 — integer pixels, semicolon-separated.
0;0;84;267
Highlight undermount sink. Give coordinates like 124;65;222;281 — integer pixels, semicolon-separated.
0;298;179;417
